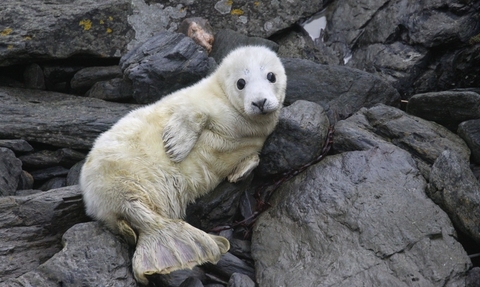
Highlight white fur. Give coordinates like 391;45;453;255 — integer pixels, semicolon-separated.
80;46;286;284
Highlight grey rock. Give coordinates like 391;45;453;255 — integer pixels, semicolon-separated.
334;104;471;178
39;177;66;191
16;170;34;191
23;63;46;90
30;166;70;181
0;147;22;196
407;90;480;129
186;175;253;231
66;160;85;186
281;58;400;121
0;86;137;150
458;119;480;164
273;27;339;65
467;267;480;287
229;238;252;261
177;17;215;54
227;273;254;287
120;31;211;104
19;148;85;169
0;139;33;153
2;222;137;287
209;29;279;64
71;66;123;95
85;78;133;102
0;0;134;66
43;65;84;93
427;150;480;244
179;277;204;287
0;185;88;281
150;267;206;287
205;252;255;281
257;100;330;176
127;0;324;48
252;145;471;286
323;0;479;96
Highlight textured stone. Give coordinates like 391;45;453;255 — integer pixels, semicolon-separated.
427;150;480;244
252;145;471;286
0;86;137;150
0;148;22;196
458;119;480;164
71;66;122;95
120;31;211;104
257;100;330;176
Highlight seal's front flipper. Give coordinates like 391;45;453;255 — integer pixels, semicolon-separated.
162;111;208;163
132;220;229;285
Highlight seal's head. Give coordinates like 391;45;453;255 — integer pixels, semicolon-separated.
216;46;287;117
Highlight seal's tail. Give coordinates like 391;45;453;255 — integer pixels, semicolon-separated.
131;219;229;285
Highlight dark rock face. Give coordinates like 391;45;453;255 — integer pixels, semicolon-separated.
0;0;134;66
252;145;471;287
0;147;22;196
458;119;480;165
282;58;401;120
120;31;211;104
0;87;137;150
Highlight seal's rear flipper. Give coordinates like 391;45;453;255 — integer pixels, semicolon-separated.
132;220;229;285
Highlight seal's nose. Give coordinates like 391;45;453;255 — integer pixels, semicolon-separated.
252;98;267;112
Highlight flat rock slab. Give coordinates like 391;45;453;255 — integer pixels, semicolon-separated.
0;87;137;150
282;58;400;120
0;185;89;281
2;222;136;287
334;104;471;177
252;145;470;287
0;0;134;66
407;90;480;129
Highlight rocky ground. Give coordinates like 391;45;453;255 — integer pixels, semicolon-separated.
1;0;480;286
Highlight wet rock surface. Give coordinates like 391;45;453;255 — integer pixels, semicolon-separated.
1;1;479;286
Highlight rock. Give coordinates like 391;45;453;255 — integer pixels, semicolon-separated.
229;239;252;261
1;222;137;287
19;148;85;169
0;86;137;150
43;64;85;93
71;66;123;95
0;185;89;281
227;273;255;287
16;171;34;191
149;267;206;287
30;166;70;181
323;0;479;96
0;0;134;66
467;267;480;287
177;17;214;53
407;90;480;129
66;160;85;186
39;177;66;191
427;150;480;244
205;253;255;281
0;139;33;153
85;78;133;102
257;100;330;176
334;104;471;178
0;147;22;196
23;63;46;90
120;31;211;104
127;0;324;48
458;119;480;164
209;29;279;64
179;277;204;287
252;145;471;286
186;175;253;231
272;27;339;65
281;58;400;120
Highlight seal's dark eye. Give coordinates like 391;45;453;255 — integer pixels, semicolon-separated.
267;72;276;83
237;78;246;90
